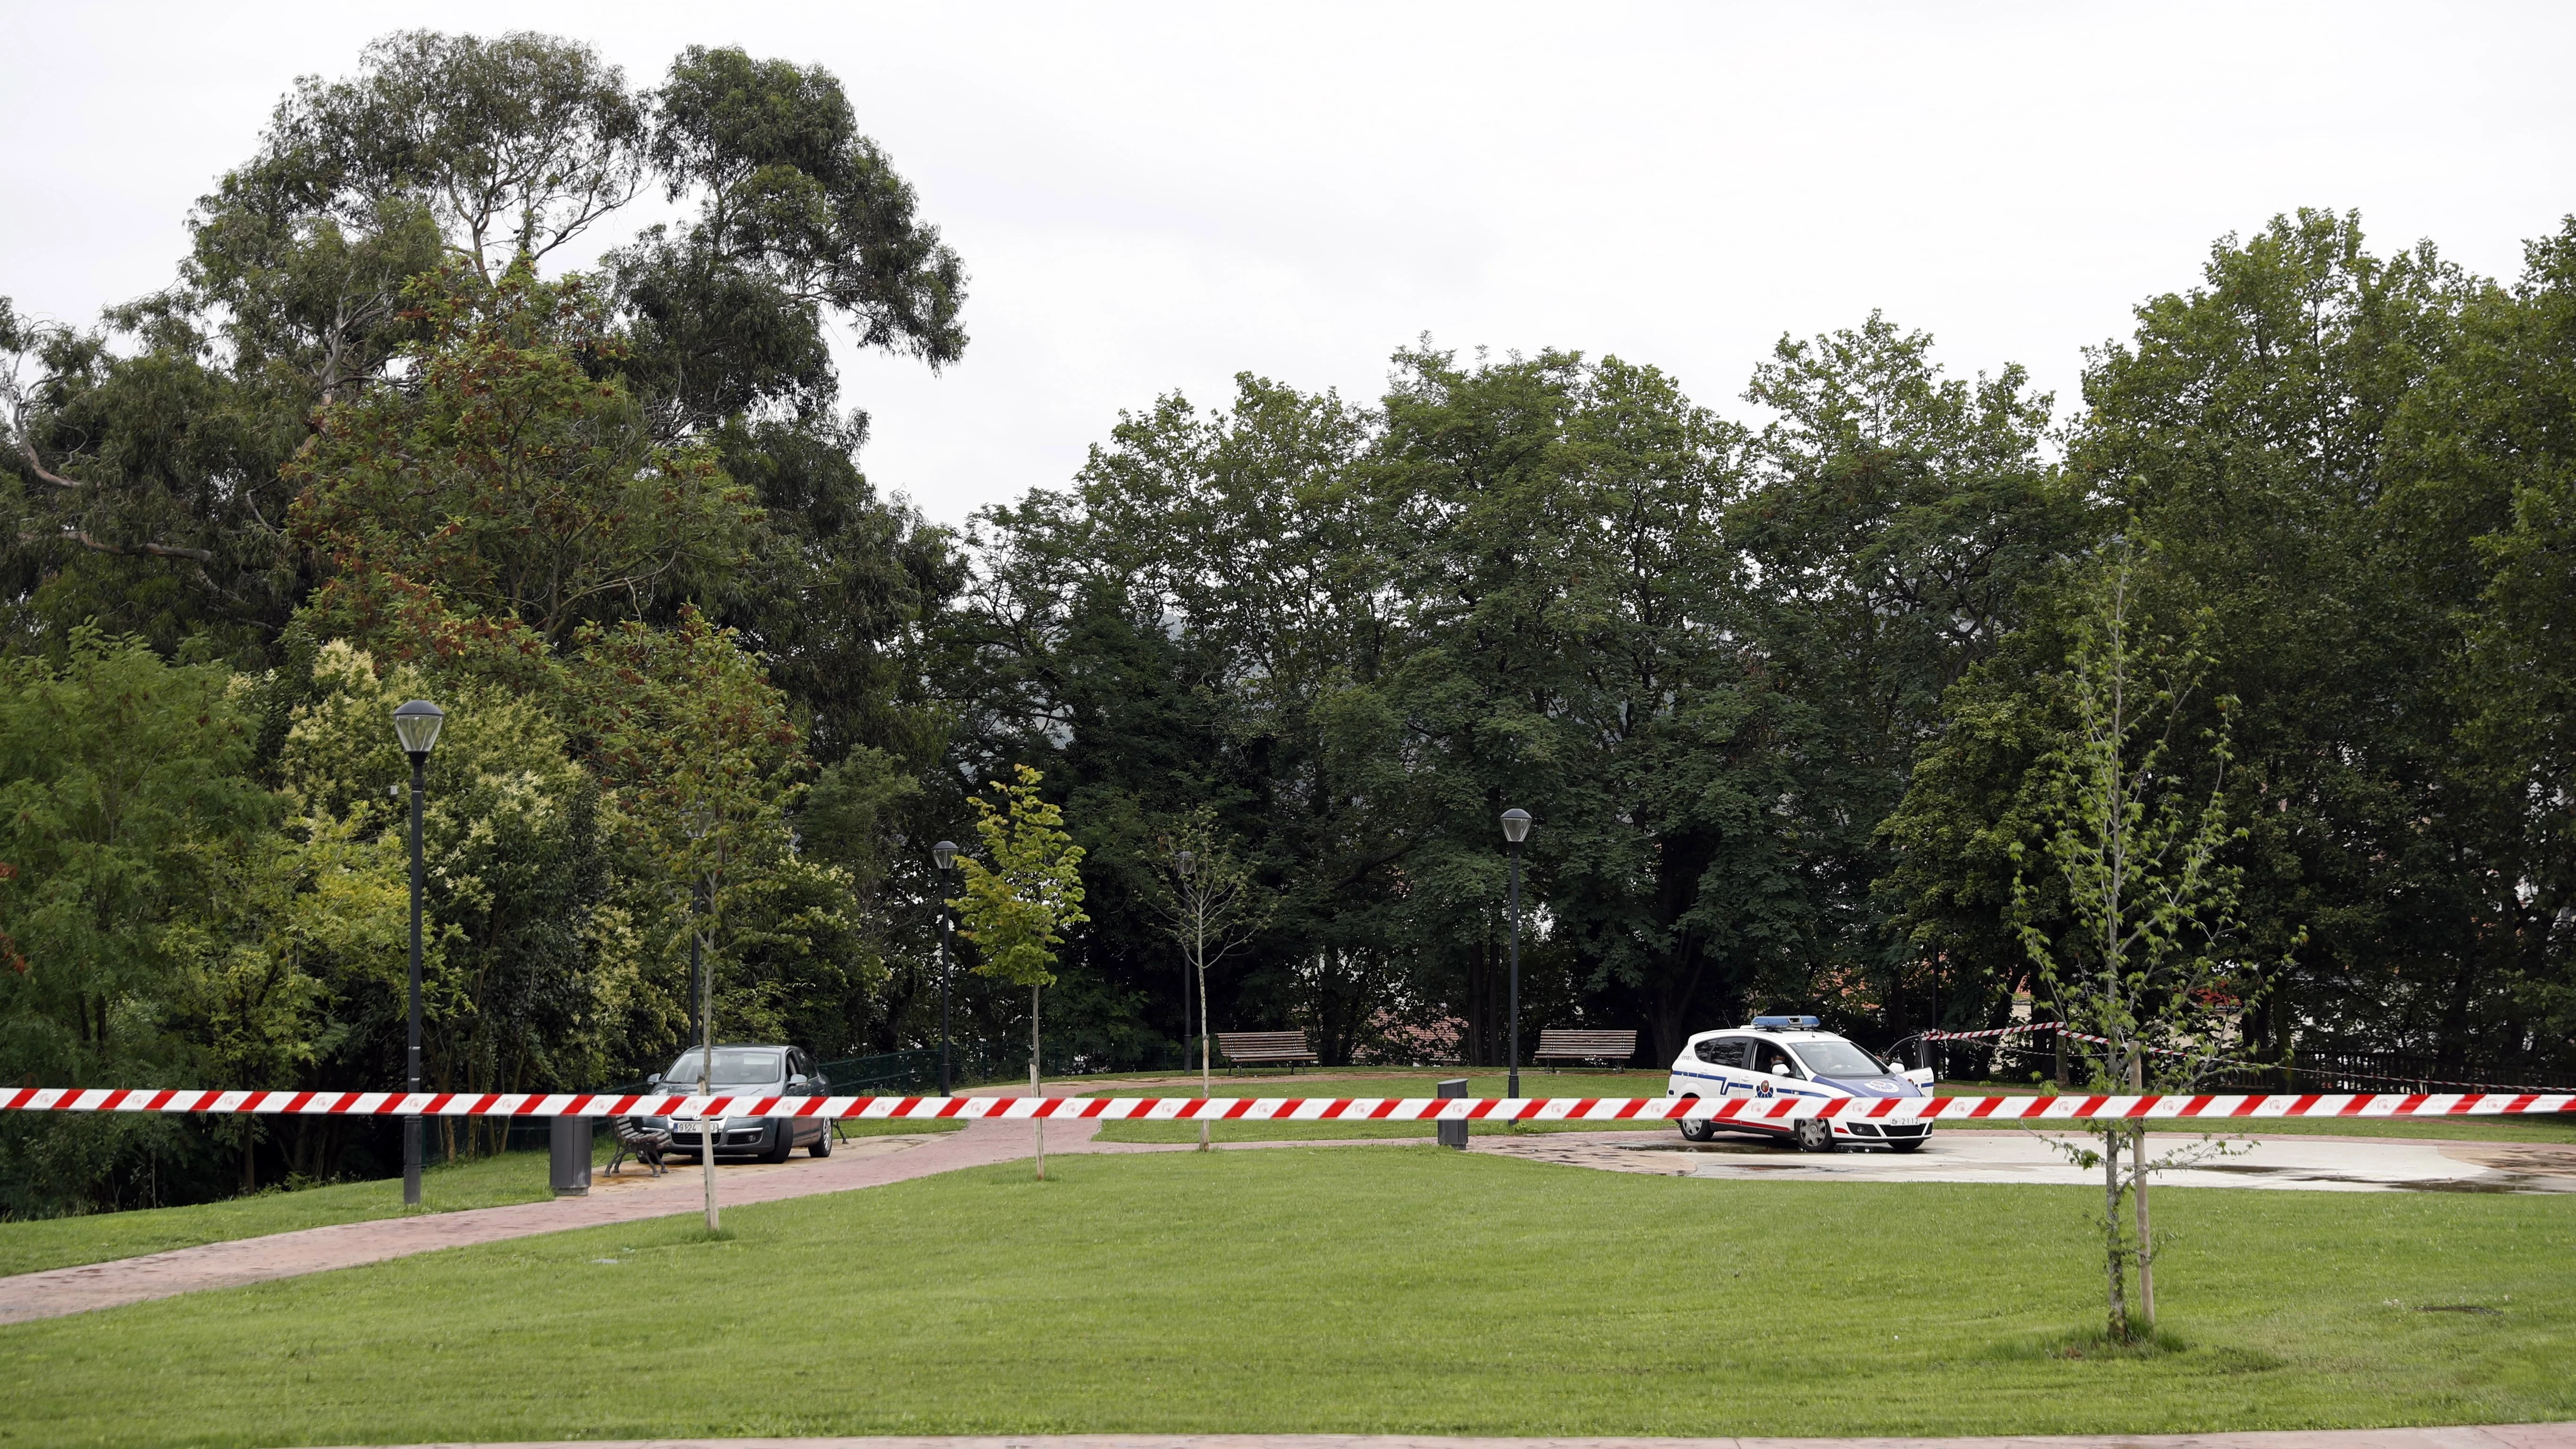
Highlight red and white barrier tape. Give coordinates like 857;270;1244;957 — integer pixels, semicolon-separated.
1921;1024;2056;1042
1932;1023;2201;1055
1920;1024;2562;1095
1;1087;2568;1124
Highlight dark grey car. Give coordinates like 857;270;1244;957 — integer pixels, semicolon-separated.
642;1044;835;1163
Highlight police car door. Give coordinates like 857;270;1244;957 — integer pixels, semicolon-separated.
1703;1035;1757;1101
1747;1038;1810;1129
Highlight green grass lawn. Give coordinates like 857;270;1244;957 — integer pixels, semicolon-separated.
0;1119;961;1279
0;1147;2566;1447
1082;1074;2576;1145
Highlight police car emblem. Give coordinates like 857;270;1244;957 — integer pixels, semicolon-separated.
1755;1080;1774;1098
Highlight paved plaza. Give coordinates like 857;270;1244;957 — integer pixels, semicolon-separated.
1476;1128;2576;1193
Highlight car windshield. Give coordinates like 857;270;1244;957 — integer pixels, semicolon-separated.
664;1048;784;1087
1792;1040;1889;1078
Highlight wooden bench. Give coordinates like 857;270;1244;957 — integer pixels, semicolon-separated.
603;1116;671;1177
1216;1030;1319;1073
1534;1028;1640;1071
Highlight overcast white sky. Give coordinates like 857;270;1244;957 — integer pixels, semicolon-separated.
4;2;2571;527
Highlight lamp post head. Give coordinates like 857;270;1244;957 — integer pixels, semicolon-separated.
390;699;444;759
932;839;958;870
1175;849;1195;878
1500;807;1532;845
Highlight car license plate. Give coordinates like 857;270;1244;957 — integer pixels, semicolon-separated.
675;1118;716;1135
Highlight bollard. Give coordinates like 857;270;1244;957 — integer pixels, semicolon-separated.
549;1114;592;1196
1436;1077;1468;1149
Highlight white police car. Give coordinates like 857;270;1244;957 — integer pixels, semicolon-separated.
1666;1015;1937;1152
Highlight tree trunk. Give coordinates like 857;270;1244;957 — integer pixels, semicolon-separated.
2129;1046;2154;1328
2101;1125;2129;1342
2133;1126;2156;1328
1032;984;1045;1181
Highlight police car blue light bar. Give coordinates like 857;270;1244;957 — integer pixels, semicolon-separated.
1751;1014;1819;1030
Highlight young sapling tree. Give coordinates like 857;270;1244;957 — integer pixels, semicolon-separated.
950;765;1087;1179
1152;808;1272;1149
2012;539;2282;1344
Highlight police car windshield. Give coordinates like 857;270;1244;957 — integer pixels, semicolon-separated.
1792;1040;1887;1078
665;1049;784;1087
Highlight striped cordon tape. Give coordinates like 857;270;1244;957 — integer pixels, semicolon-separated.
0;1087;2568;1124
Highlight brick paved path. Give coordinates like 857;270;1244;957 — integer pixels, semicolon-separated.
322;1424;2576;1449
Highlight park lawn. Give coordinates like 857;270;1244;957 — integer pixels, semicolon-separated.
0;1149;2567;1447
1084;1075;2576;1145
0;1119;961;1279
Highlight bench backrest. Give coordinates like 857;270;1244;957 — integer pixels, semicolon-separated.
1216;1030;1315;1059
1535;1029;1639;1056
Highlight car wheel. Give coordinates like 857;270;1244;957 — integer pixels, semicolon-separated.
1793;1118;1837;1153
1890;1139;1925;1154
1677;1099;1717;1143
761;1124;796;1163
809;1124;833;1158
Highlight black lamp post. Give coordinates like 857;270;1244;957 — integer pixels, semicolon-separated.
933;840;957;1095
390;699;444;1208
1175;849;1195;1070
1501;807;1532;1099
681;806;721;1232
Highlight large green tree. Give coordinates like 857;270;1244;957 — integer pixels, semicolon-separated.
0;631;277;1212
2388;217;2576;1065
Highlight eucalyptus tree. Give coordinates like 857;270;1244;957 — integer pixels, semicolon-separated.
1;31;965;765
1;29;647;654
286;263;759;652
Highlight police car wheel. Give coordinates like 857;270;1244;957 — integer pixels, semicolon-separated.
1792;1118;1837;1153
1677;1102;1717;1143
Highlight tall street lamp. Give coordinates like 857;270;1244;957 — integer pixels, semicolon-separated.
1175;848;1195;1079
1175;848;1214;1151
683;807;720;1232
390;699;444;1208
1500;807;1532;1100
933;840;957;1095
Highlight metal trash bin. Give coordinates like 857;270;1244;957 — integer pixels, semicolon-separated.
1436;1077;1469;1149
550;1115;593;1196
